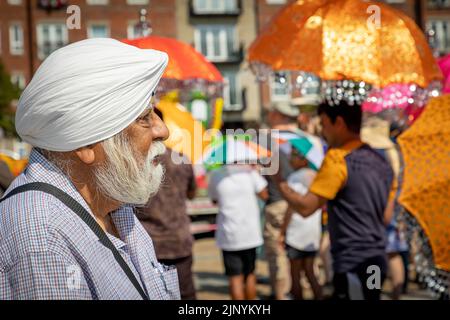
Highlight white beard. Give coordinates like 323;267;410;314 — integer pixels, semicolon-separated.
94;133;166;206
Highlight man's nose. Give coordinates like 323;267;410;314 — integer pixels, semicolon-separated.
152;114;169;141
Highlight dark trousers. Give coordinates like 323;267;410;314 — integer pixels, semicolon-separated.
159;255;196;300
332;255;387;300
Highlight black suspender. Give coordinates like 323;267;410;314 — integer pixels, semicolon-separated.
0;182;149;300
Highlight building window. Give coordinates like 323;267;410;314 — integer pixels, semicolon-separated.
127;21;139;40
193;0;238;14
295;73;321;96
266;0;286;4
11;72;26;90
37;0;69;9
7;0;22;5
37;23;68;60
428;0;450;9
270;72;291;102
126;0;149;5
194;25;237;62
427;19;450;55
86;0;108;4
127;20;151;39
385;0;405;3
222;70;241;111
9;24;24;55
88;24;109;38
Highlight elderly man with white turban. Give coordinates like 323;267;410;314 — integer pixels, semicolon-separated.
0;39;180;300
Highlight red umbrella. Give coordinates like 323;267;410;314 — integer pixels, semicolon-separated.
122;36;223;83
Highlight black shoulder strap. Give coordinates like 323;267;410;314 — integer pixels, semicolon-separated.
0;182;149;300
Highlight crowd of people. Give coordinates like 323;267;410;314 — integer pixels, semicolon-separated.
208;99;410;300
0;38;411;301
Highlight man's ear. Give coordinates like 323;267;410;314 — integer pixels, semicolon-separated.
335;116;346;131
74;146;96;165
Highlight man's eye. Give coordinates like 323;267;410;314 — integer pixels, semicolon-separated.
137;113;151;123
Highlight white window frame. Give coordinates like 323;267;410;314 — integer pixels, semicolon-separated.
127;21;139;40
270;72;291;102
10;72;26;90
87;22;110;38
265;0;286;5
194;25;237;62
427;0;450;8
9;23;24;55
7;0;22;5
427;18;450;54
224;77;232;109
126;0;149;5
222;71;242;111
86;0;109;5
36;23;69;60
193;0;238;14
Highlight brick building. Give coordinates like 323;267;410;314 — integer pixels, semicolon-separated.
175;0;261;128
0;0;448;127
0;0;176;89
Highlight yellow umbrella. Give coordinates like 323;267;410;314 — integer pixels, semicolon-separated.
0;153;28;177
249;0;442;87
398;95;450;272
157;99;210;163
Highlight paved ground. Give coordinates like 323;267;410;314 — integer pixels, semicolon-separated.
192;237;434;300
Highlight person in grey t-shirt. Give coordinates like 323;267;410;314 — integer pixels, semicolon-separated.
261;101;300;300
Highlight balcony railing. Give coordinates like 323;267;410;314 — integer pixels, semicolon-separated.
428;0;450;9
223;88;246;112
38;0;68;10
38;41;67;59
189;0;242;17
204;44;244;64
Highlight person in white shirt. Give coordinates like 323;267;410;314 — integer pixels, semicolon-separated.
280;145;323;300
208;164;268;300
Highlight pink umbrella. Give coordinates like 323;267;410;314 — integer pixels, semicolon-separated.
437;54;450;93
363;84;414;114
363;83;438;125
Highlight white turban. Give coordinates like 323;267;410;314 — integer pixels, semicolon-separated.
15;38;168;152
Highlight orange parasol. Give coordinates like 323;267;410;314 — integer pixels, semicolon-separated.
123;36;223;83
249;0;442;88
398;95;450;272
123;36;224;130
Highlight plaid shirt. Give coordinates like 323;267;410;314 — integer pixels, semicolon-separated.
0;149;180;300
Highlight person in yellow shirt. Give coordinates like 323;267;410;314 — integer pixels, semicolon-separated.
0;159;14;197
273;100;395;300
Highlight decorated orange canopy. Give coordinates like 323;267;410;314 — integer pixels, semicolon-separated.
249;0;442;88
398;95;450;272
123;36;223;83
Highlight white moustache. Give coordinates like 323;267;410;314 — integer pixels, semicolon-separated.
147;141;166;164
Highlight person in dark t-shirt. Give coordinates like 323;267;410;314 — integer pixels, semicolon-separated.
273;100;395;300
